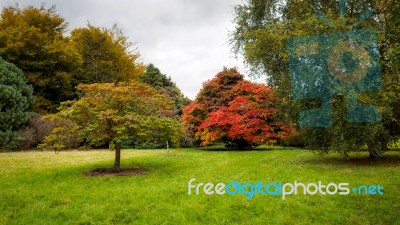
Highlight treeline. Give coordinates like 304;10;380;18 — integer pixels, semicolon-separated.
0;5;190;150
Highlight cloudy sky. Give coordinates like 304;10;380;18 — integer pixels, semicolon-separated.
1;0;256;99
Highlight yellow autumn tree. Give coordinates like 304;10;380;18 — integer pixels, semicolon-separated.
41;81;184;169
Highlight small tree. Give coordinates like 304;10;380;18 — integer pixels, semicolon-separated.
0;57;34;149
42;81;183;169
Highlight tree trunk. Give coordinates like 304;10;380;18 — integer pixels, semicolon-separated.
166;140;170;156
367;142;384;159
114;142;121;170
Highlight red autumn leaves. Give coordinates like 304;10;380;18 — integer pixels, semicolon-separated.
182;68;291;148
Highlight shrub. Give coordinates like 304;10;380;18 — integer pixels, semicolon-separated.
37;117;80;152
17;115;57;150
282;130;307;148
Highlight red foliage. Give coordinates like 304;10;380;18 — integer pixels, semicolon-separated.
182;68;291;148
181;102;206;127
197;81;290;146
196;67;243;112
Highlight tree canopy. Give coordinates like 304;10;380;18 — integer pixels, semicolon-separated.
0;5;81;112
71;24;145;84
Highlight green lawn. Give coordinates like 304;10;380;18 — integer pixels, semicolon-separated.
1;148;399;225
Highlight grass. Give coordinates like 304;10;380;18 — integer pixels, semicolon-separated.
0;148;400;225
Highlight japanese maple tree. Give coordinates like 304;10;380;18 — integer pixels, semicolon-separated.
182;68;291;149
42;81;183;169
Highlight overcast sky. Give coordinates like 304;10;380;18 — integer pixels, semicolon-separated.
1;0;257;99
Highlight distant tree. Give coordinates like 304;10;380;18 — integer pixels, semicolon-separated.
0;5;81;112
141;64;174;89
71;24;145;84
0;57;34;149
41;81;183;169
140;64;191;117
182;68;291;149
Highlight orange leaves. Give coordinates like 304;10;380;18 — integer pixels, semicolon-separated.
196;68;244;112
182;102;206;125
182;69;291;148
75;81;174;117
48;80;181;148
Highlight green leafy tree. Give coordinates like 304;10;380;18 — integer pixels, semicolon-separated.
231;0;400;158
141;64;174;89
0;57;34;149
0;5;81;112
380;1;400;145
71;24;145;84
41;81;183;169
140;64;191;116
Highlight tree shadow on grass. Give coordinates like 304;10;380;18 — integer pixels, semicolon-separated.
200;148;273;152
82;152;184;176
83;168;150;176
303;152;400;167
197;145;297;152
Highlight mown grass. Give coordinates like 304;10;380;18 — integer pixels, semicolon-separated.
0;148;399;225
